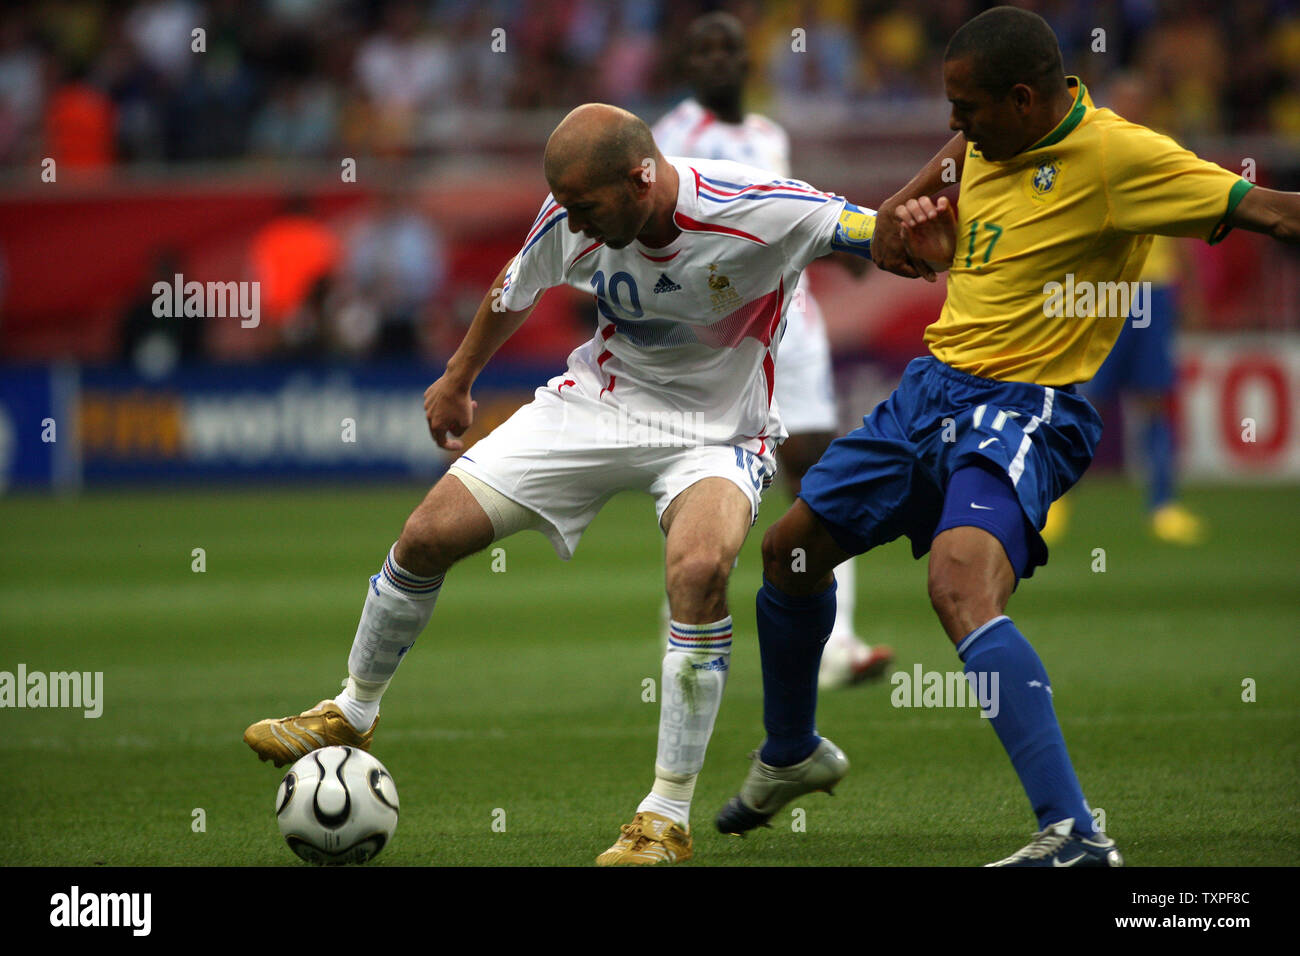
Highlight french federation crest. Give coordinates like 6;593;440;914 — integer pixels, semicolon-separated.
1027;157;1062;203
707;262;741;312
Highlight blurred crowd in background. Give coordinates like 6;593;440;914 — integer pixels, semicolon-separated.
1;0;1298;370
3;0;1298;168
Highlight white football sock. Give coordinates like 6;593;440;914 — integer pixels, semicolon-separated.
638;789;692;828
636;618;732;828
334;544;444;732
828;558;867;648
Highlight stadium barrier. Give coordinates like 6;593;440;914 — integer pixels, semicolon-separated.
3;337;1297;493
0;361;544;491
1177;335;1300;478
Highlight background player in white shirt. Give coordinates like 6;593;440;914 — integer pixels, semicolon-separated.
653;12;892;689
245;103;881;865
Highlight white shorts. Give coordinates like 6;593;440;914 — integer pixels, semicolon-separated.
775;284;837;435
451;375;777;560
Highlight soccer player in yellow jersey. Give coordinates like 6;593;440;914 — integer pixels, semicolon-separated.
1049;76;1210;546
715;6;1300;865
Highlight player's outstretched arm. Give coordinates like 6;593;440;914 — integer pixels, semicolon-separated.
1228;186;1300;244
424;260;537;451
896;196;957;273
873;132;966;281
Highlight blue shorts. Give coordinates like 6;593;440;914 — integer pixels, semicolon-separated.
1087;284;1177;399
798;357;1102;579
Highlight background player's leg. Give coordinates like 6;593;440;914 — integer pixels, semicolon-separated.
1132;392;1206;544
1129;392;1176;517
1137;393;1176;511
1129;284;1204;544
636;477;752;829
929;481;1097;840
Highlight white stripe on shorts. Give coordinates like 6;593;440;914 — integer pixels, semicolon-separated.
1007;387;1055;487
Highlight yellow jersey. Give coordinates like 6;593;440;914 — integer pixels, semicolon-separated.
925;77;1252;385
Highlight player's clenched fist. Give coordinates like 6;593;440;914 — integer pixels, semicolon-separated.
896;196;956;274
872;202;938;282
423;376;478;451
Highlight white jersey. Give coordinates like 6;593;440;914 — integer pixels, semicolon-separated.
499;157;851;449
654;98;838;434
652;98;791;176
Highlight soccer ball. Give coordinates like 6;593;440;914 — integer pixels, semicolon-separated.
275;745;399;864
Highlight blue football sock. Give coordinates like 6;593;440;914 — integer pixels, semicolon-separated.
756;576;836;767
1145;415;1174;510
957;616;1095;836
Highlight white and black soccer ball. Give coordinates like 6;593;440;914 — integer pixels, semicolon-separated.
275;745;399;865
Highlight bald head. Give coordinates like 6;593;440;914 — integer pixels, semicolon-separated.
541;104;672;250
544;103;658;191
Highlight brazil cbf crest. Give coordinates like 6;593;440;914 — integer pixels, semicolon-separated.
1026;156;1062;203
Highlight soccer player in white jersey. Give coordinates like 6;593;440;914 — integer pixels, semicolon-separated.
244;103;880;865
653;12;892;689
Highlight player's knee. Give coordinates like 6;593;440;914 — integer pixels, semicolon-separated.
666;549;732;606
926;563;962;627
396;510;467;576
761;513;835;593
927;556;1003;640
760;524;795;587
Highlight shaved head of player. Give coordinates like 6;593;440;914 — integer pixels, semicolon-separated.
543;103;678;251
683;12;749;124
942;6;1074;162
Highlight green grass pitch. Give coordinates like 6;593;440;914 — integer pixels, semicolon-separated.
1;477;1296;866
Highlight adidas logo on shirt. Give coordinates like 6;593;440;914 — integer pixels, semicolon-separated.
653;273;682;294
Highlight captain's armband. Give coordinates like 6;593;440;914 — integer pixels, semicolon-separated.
829;202;876;258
